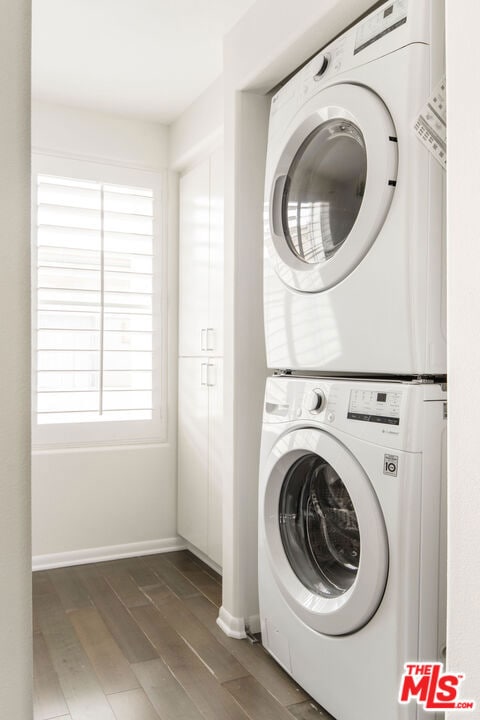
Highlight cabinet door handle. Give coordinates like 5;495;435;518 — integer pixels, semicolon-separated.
206;363;216;387
201;363;208;386
201;328;207;351
206;328;215;352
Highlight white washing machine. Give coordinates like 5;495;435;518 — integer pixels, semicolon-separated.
259;375;446;720
264;0;445;375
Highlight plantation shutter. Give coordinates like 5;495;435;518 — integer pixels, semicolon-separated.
36;174;155;425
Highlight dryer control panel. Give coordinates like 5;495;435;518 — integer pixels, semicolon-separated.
354;0;408;56
267;0;432;143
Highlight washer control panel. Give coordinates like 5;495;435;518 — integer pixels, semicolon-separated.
264;377;445;453
347;389;401;426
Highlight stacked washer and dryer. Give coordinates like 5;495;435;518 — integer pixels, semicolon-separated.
258;2;446;720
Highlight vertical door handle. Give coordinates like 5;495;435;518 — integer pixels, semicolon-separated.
201;363;208;386
206;328;215;352
271;174;287;237
206;362;216;387
201;328;207;351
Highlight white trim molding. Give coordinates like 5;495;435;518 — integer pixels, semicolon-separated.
32;536;186;571
216;605;247;639
186;542;222;577
32;146;164;174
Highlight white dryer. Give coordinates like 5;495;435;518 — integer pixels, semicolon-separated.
264;0;445;375
259;375;446;720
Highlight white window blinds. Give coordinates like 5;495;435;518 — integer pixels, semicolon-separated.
35;173;156;426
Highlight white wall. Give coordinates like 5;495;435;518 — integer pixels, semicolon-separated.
445;1;480;712
33;99;168;169
169;76;223;171
0;0;32;715
31;101;181;565
32;442;178;562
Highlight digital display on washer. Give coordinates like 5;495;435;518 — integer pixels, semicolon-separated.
348;389;401;425
354;0;408;55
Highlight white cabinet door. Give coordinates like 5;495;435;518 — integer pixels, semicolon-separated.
207;358;223;566
178;148;224;568
179;161;210;357
177;357;209;553
208;147;224;356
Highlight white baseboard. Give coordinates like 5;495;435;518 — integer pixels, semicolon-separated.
216;605;247;639
185;542;222;576
32;536;187;571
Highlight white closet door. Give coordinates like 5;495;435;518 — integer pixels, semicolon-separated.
177;357;209;553
207;358;223;566
179;161;210;357
208;147;224;356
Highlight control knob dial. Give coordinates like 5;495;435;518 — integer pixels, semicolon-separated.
304;389;325;413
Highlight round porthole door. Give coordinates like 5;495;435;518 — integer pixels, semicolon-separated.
265;83;398;292
262;428;388;635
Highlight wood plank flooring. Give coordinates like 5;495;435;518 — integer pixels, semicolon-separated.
33;550;332;720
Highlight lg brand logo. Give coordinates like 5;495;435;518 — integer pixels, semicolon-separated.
383;454;398;477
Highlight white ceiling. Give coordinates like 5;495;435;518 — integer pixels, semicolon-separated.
32;0;257;124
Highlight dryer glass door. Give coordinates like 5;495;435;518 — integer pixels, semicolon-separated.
283;120;367;265
266;84;398;293
262;427;388;635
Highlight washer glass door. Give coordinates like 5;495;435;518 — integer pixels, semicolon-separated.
279;452;360;598
262;427;388;635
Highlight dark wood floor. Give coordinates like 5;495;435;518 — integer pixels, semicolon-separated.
33;550;332;720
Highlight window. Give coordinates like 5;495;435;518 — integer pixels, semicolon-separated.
32;155;165;448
